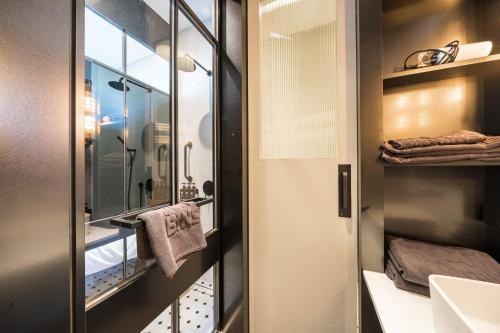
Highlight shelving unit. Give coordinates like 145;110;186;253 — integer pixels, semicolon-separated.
359;1;500;332
384;54;500;89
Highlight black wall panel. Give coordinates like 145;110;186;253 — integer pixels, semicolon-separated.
219;0;245;330
0;1;73;331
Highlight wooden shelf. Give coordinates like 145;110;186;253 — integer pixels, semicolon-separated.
383;160;500;167
384;54;500;89
363;270;435;333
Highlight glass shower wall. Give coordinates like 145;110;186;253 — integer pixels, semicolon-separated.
183;0;216;35
177;12;215;233
126;81;171;211
85;61;126;220
179;266;216;333
84;0;172;220
84;0;172;304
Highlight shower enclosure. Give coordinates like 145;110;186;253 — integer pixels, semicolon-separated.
84;60;171;220
83;1;219;332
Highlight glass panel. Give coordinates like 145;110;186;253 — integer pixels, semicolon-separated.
85;227;155;302
85;7;123;71
141;304;173;333
177;13;214;232
84;236;125;300
259;0;338;159
179;267;215;333
183;0;215;35
126;34;171;93
125;80;151;211
87;0;171;49
85;61;125;221
84;0;172;304
125;82;171;212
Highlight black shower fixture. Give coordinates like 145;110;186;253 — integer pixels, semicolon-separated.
192;57;213;76
108;77;130;91
180;54;213;76
117;135;137;210
108;77;152;92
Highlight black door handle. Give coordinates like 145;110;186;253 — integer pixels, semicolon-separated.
338;164;351;218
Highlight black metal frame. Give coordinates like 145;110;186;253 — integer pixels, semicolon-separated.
110;198;214;229
86;230;220;332
0;0;246;331
80;0;231;332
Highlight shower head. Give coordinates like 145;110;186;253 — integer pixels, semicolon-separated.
108;77;130;91
178;54;212;76
177;54;197;73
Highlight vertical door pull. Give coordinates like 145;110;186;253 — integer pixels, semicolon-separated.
184;142;193;182
338;164;351;218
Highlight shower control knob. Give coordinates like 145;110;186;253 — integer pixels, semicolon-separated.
203;181;214;196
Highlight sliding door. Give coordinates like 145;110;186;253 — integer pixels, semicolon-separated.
248;0;358;332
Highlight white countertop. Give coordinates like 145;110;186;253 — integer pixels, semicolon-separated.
363;270;435;333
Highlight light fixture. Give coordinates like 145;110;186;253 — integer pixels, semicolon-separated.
84;79;96;139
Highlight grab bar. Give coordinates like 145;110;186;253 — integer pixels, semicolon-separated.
157;144;168;180
110;198;214;229
184;141;193;182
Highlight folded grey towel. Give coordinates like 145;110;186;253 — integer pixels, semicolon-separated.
386;236;500;287
382;150;500;164
137;202;207;278
382;136;500;156
386;258;430;297
388;130;487;149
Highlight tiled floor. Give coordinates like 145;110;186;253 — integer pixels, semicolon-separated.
142;306;173;333
86;261;215;333
141;281;214;333
85;258;137;300
179;281;214;333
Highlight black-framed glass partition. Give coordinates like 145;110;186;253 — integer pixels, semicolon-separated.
177;11;215;234
83;0;220;331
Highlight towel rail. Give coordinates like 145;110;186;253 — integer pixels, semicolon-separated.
110;198;214;229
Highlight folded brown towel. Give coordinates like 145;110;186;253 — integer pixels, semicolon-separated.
388;130;487;150
382;136;500;156
386;236;500;287
382;150;500;164
386;258;430;296
137;202;207;278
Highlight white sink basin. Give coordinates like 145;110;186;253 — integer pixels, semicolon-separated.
430;275;500;333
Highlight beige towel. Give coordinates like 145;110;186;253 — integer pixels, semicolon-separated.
137;202;207;278
388;130;487;149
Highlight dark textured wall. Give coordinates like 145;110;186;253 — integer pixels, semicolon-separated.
0;0;73;331
220;0;245;330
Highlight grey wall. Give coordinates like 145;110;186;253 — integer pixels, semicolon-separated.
0;0;74;331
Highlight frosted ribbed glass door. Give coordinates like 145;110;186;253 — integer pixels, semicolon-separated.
259;0;338;159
